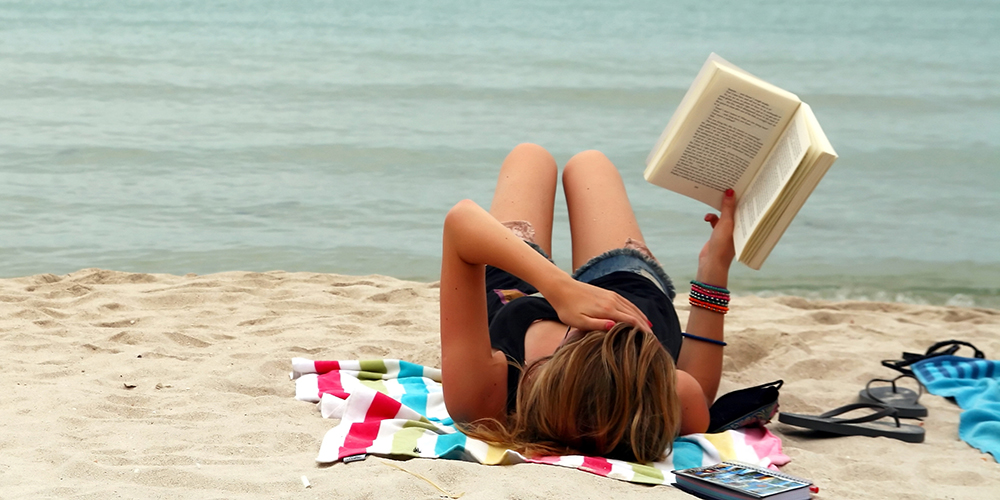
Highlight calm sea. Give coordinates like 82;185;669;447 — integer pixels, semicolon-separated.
2;0;998;308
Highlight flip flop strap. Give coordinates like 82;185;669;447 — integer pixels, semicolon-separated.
924;340;985;359
881;358;917;377
863;374;924;403
818;403;900;426
882;340;985;376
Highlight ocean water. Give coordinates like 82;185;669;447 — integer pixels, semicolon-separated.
2;0;998;308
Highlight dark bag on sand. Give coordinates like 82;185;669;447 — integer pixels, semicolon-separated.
707;380;783;433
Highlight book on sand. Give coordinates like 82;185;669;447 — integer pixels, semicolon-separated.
672;461;813;500
644;54;837;270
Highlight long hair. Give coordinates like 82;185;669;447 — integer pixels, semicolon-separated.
462;323;681;463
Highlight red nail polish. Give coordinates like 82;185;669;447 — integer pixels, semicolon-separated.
605;320;615;330
704;214;712;222
725;188;734;197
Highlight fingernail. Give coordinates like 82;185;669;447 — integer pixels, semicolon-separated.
605;320;615;330
704;214;712;222
725;188;734;197
647;320;653;327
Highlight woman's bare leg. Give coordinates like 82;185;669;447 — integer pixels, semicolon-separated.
489;143;558;256
563;150;645;271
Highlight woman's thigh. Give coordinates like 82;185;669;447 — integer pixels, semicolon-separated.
489;143;558;256
563;150;645;271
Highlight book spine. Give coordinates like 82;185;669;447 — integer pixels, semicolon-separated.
675;477;754;500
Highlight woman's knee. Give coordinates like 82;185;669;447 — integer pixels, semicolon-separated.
508;143;555;163
501;143;557;178
563;150;619;183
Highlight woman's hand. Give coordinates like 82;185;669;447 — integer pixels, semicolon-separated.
543;275;652;334
698;189;737;285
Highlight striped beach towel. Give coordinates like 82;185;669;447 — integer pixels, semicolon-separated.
291;358;790;485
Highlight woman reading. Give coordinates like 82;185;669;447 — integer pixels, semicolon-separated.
439;143;736;463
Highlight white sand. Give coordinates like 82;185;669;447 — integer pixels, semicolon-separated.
1;269;997;499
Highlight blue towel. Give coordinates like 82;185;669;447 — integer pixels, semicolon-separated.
912;355;1000;462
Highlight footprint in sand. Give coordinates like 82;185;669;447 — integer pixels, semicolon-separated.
368;288;420;303
163;332;212;348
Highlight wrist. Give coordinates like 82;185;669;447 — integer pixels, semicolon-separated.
532;263;573;296
695;265;729;289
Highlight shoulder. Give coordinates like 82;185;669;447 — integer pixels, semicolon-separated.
443;349;510;424
676;370;710;435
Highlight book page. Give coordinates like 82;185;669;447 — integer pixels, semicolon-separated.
733;107;810;258
644;64;800;210
742;103;837;269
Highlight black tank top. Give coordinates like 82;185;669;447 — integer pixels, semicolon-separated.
486;268;682;412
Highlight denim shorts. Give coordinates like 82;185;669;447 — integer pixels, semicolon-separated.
571;248;675;301
520;241;674;301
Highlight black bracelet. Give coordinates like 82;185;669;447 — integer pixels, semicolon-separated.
682;332;727;346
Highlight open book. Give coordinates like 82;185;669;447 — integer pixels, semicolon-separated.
644;53;837;270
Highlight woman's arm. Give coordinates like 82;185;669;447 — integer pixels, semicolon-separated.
676;190;736;405
440;200;651;423
676;369;710;434
440;200;549;423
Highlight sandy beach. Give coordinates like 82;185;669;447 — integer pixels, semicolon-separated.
1;268;997;499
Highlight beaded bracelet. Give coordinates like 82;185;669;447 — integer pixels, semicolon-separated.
690;280;730;314
691;280;729;294
689;297;729;314
690;286;729;299
689;289;728;306
682;332;728;347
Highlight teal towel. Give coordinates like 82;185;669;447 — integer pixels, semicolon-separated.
912;355;1000;462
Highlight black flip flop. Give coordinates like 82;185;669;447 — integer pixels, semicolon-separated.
778;403;925;443
882;340;985;377
858;375;927;418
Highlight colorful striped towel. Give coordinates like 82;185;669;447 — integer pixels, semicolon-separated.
291;358;790;485
913;355;1000;462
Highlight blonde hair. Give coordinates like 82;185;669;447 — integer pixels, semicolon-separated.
462;323;681;463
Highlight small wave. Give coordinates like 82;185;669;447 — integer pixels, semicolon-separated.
747;286;998;310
